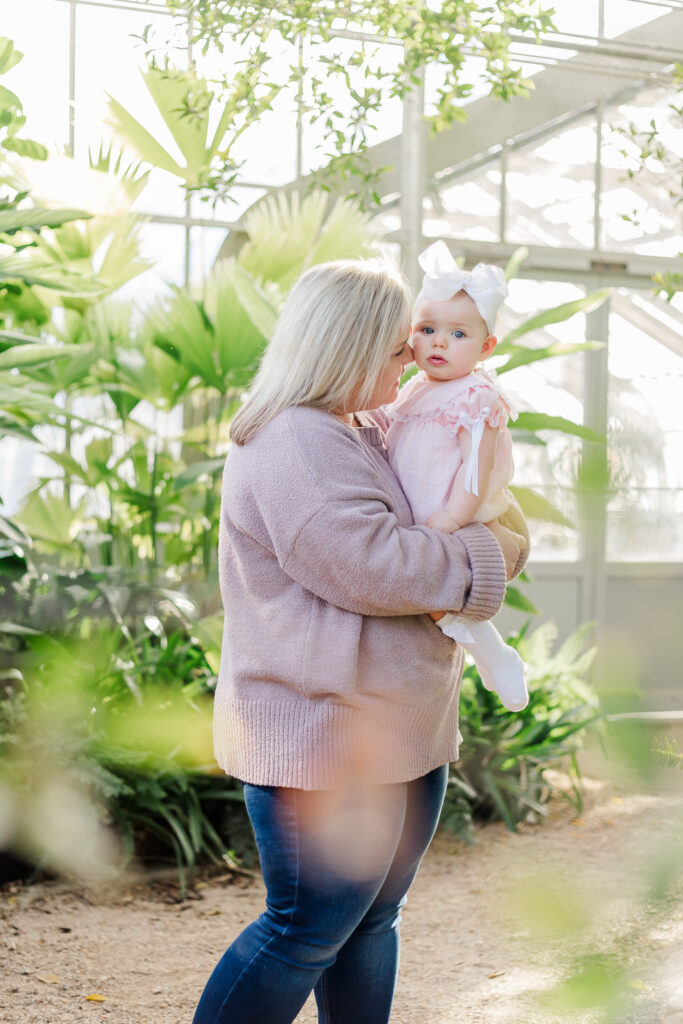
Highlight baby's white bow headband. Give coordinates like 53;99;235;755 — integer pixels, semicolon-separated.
418;240;508;334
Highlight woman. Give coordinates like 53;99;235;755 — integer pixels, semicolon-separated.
193;258;528;1024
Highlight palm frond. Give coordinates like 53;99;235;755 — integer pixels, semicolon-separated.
238;191;376;292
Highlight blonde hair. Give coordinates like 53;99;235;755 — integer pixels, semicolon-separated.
230;259;411;446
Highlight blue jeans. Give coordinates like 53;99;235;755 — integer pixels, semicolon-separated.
192;764;448;1024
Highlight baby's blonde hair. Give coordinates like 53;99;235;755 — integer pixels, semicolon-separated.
230;259;411;446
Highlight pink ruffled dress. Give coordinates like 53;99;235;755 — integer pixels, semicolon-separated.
385;369;516;526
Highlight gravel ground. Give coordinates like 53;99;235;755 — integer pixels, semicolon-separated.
2;762;683;1024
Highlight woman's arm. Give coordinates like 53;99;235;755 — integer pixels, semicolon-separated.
230;407;507;620
281;501;506;620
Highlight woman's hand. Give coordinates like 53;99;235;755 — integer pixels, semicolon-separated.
485;518;525;581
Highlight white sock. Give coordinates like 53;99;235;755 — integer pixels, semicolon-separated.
439;616;528;712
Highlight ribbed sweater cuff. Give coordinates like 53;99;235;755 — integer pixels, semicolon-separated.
457;522;506;621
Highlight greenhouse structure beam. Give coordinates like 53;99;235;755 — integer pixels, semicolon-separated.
378;238;683;291
505;30;683;64
368;8;683;202
264;8;683;227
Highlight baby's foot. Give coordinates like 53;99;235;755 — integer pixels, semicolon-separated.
478;649;529;712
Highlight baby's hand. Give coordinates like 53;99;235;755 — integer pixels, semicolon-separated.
426;509;461;533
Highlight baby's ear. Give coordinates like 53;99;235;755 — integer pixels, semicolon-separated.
481;334;497;359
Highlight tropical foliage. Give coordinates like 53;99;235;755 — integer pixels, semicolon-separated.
148;1;557;204
442;622;600;840
0;37;47;162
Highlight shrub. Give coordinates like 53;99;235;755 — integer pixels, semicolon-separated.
442;621;601;841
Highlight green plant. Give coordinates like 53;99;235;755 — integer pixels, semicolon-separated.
0;37;47;161
442;621;601;841
1;179;380;586
236;191;377;294
159;1;555;205
653;736;683;769
0;537;246;887
107;60;278;207
0;40;108;303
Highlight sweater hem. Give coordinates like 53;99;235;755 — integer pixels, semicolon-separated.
213;693;462;790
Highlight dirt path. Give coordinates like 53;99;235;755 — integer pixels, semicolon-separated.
2;768;683;1024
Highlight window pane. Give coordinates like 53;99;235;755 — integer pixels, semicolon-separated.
545;0;599;35
606;289;683;560
195;31;299;187
497;280;588;561
118;222;187;305
506;119;597;249
604;0;671;38
427;164;501;244
190;226;228;283
133;167;187;218
301;36;402;176
190;186;266;224
1;0;70;147
75;5;184;217
601;87;683;257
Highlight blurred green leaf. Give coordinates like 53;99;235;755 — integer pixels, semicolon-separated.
497;340;604;374
510;485;575;527
173;458;226;492
232;263;278;341
514;412;605;443
504;585;539;614
0;206;89;233
0;342;88;370
499;289;611;349
504;245;528;281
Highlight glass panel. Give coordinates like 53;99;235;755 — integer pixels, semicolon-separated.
118;222;187;305
506;119;597;249
425;55;491;113
1;0;70;147
301;36;402;175
229;85;298;187
133;166;187;217
427;165;501;243
544;0;599;36
604;0;671;38
601;87;683;257
496;280;588;561
190;186;266;224
607;489;683;561
74;6;185;213
189;226;229;283
606;288;683;560
194;32;298;186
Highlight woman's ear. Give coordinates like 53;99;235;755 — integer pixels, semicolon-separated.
481;335;497;360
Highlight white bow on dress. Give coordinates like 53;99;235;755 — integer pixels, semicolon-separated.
417;240;508;334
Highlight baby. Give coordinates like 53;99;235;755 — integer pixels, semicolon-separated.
386;241;528;712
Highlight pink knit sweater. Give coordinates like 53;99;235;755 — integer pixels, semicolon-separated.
214;404;526;789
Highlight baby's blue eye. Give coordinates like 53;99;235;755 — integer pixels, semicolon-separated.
423;326;434;335
452;330;465;339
